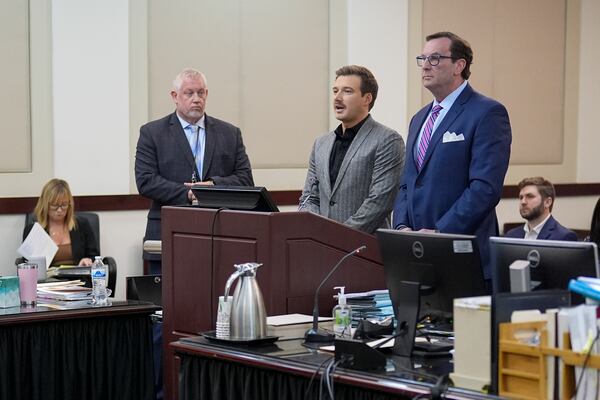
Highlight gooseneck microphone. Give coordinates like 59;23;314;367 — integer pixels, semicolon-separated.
304;245;367;343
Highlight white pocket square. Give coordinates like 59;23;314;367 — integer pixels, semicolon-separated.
442;131;465;143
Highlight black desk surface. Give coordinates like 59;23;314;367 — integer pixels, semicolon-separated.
172;336;498;400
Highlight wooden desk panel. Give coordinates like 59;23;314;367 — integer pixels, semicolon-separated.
162;207;385;400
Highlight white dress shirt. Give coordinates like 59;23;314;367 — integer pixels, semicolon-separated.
523;214;552;240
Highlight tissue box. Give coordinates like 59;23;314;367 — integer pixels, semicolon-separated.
0;276;21;308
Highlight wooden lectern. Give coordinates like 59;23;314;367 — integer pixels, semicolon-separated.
162;206;385;400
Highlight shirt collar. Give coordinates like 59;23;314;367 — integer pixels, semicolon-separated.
176;113;206;131
523;213;552;235
334;114;370;140
433;80;468;110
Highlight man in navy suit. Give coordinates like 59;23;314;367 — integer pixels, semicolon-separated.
135;68;253;271
393;32;512;280
505;177;577;241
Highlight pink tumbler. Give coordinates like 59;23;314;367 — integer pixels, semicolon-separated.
17;262;38;307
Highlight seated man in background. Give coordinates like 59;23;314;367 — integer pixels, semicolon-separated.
505;176;577;241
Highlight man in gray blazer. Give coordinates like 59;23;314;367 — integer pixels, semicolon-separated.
135;68;253;270
299;65;405;234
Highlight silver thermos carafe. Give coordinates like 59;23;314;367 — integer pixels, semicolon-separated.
224;263;267;340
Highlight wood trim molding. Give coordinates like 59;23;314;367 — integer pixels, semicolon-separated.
501;183;600;199
1;184;598;215
0;191;302;214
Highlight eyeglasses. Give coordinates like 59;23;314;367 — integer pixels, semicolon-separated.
49;203;70;211
416;55;454;67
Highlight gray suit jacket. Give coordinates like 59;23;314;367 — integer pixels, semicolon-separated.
299;116;405;234
135;112;254;240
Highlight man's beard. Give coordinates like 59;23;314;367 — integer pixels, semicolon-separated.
520;202;544;221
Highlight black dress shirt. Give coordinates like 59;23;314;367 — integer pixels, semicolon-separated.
329;115;370;186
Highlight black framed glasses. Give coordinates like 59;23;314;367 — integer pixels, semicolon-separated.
416;55;454;67
49;203;70;211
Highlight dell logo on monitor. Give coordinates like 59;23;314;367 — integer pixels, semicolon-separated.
412;241;424;259
527;250;541;268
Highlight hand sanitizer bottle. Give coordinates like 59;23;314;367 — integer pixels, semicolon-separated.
332;286;352;338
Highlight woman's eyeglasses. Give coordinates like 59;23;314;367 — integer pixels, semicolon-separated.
49;203;70;211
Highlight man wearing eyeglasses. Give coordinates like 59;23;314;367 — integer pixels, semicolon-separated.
393;32;512;282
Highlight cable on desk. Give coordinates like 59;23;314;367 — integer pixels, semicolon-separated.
389;359;439;384
574;326;600;399
319;358;332;400
429;374;449;399
322;357;345;400
410;374;449;400
372;327;410;349
304;357;332;399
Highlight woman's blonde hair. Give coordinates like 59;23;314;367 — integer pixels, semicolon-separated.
34;178;77;231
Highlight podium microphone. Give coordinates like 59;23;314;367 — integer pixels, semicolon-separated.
305;245;367;343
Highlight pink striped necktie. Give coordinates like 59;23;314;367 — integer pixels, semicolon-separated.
416;104;443;170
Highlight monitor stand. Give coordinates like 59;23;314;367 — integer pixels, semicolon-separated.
392;281;420;357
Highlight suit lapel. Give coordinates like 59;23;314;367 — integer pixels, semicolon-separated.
331;118;374;196
418;84;473;173
408;109;429;172
170;113;197;172
321;134;335;197
202;115;216;180
537;216;556;240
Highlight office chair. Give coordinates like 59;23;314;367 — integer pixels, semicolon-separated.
126;274;162;307
18;211;118;296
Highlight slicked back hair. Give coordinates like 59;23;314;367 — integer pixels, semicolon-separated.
335;65;378;110
426;31;473;80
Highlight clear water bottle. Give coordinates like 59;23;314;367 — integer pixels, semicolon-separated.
91;256;108;305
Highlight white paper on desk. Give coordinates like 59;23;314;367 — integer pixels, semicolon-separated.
17;222;57;269
267;314;332;326
319;336;432;352
567;304;597;400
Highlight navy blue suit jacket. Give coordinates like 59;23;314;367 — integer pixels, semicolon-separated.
504;215;578;241
135;112;254;241
393;84;512;279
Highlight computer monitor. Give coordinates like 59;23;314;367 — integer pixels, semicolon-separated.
191;185;279;212
376;229;487;314
490;237;599;294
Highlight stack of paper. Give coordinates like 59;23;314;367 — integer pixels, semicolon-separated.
47;265;90;279
345;289;393;327
266;314;333;340
37;281;91;301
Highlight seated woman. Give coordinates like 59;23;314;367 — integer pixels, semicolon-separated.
23;178;99;266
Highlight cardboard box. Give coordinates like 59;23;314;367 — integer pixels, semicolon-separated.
0;276;21;308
